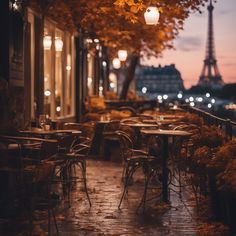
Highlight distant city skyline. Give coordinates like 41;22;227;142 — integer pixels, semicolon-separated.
142;0;236;89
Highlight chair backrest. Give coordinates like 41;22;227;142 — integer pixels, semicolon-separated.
103;120;120;135
118;106;136;116
40;140;58;160
116;130;134;161
57;134;76;153
72;143;91;156
119;124;137;145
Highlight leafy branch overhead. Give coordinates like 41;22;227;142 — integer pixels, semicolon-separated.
28;0;208;58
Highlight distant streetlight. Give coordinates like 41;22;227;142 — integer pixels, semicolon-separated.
208;103;212;108
211;98;216;104
177;93;183;99
189;96;194;102
142;87;147;94
112;58;121;69
163;94;168;100
118;50;128;61
144;6;160;25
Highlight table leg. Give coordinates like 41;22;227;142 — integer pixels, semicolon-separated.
162;136;169;202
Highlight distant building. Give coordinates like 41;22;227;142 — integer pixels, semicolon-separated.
135;64;185;94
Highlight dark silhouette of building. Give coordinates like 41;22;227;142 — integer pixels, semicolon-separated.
198;0;224;89
136;64;184;94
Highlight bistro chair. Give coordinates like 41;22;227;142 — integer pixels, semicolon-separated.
118;106;136;116
116;130;161;212
64;140;92;207
0;136;59;235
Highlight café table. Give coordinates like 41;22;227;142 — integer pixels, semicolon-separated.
0;134;58;143
19;128;81;138
121;123;158;148
141;129;191;202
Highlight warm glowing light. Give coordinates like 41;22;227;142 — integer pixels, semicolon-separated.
112;58;121;69
12;0;21;11
102;61;107;67
109;73;117;82
56;106;61;112
118;50;128;62
94;38;99;43
44;90;51;97
144;6;160;25
190;102;195;107
87;77;92;85
142;87;147;94
157;95;162;100
43;36;52;50
55;37;63;52
86;38;93;44
110;82;115;88
66;65;71;71
225;103;236;110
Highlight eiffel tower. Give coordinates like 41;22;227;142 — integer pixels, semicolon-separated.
198;0;224;88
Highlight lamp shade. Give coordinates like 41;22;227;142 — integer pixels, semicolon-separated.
43;36;52;50
55;37;63;52
118;50;128;61
144;6;160;25
112;58;121;69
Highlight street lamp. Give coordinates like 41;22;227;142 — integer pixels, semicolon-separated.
43;36;52;50
112;58;121;69
118;50;128;61
55;37;63;52
144;6;160;25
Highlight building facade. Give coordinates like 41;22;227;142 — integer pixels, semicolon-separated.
0;0;109;128
136;64;184;95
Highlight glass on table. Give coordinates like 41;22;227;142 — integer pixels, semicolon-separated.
38;114;47;129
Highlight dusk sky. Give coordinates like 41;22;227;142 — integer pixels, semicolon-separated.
142;0;236;89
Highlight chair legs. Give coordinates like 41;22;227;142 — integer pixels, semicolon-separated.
118;162;141;209
68;159;92;207
80;160;92;207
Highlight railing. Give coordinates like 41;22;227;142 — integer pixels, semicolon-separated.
182;104;236;139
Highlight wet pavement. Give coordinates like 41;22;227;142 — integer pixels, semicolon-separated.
0;158;229;236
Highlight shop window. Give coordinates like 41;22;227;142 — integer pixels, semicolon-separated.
43;22;75;119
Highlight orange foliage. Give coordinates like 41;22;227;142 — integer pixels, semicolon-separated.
27;0;207;58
